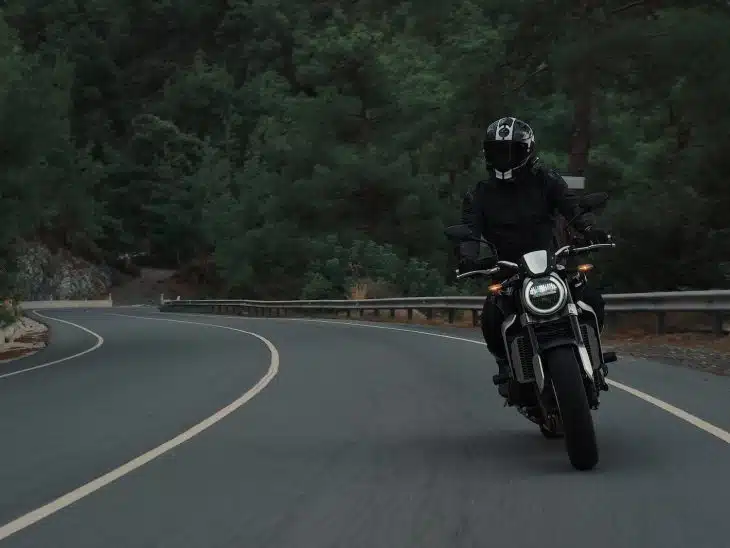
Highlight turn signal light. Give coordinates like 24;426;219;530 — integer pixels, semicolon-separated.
577;264;593;272
488;283;503;293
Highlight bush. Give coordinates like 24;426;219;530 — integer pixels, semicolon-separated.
0;300;18;328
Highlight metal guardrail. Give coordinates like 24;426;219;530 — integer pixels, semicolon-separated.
19;296;114;310
159;290;730;335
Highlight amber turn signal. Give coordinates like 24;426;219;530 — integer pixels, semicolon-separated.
577;264;593;272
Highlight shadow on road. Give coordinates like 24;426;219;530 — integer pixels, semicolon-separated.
235;426;660;477
384;427;660;475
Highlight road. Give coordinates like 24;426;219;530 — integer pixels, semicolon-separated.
0;307;728;547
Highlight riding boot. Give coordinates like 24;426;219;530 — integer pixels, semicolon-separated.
493;358;510;398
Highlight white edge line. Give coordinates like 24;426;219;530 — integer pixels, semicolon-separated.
0;313;280;541
156;310;730;446
0;312;104;380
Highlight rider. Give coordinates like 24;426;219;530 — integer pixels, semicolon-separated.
458;116;609;397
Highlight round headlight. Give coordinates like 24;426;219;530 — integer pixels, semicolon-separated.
523;276;567;315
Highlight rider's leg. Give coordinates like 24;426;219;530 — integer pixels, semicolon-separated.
480;296;510;397
575;282;605;331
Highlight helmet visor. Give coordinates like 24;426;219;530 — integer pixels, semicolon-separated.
484;141;531;172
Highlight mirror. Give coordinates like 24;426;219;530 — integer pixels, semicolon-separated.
444;224;477;242
578;192;608;212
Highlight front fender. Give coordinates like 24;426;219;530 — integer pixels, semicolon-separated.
540;338;594;383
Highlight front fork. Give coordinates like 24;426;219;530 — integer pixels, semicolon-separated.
524;307;601;410
499;284;605;411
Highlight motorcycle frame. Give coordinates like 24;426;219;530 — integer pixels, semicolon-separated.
496;249;608;410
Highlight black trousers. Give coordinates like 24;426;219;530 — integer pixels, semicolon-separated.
480;282;606;361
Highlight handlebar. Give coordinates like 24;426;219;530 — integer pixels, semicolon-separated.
555;242;616;257
455;260;519;280
455;243;615;281
455;268;499;280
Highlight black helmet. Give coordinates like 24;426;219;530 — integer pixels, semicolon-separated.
483;117;536;180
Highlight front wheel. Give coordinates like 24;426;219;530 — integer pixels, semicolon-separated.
544;346;598;470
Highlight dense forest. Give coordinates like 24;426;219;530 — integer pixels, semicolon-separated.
1;0;729;301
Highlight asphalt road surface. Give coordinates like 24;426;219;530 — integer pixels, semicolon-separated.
0;307;728;547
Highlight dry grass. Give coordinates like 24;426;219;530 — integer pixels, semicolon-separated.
348;282;368;300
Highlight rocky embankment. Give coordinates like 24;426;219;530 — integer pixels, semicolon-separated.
11;243;112;301
0;243;109;361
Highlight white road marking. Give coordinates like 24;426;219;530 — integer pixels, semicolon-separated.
154;310;730;446
606;379;730;443
0;312;104;380
0;314;280;542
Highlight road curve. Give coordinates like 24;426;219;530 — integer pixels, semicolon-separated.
0;307;728;547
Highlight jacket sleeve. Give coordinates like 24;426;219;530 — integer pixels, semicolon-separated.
460;190;474;224
544;169;593;232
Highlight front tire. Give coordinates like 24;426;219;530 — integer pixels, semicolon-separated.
544;346;598;470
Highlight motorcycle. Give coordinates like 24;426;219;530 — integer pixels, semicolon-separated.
444;192;617;471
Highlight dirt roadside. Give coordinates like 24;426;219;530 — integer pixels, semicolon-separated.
0;316;49;363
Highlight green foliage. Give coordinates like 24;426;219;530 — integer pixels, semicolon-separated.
0;295;18;327
1;0;729;298
0;307;15;328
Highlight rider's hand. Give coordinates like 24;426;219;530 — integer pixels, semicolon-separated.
459;255;496;272
584;226;610;244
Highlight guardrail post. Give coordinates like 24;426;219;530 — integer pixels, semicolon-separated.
447;309;455;323
471;310;478;326
655;312;666;334
407;309;413;320
712;313;724;336
425;309;433;320
390;308;395;319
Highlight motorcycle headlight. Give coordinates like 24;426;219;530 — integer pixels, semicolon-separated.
523;275;567;315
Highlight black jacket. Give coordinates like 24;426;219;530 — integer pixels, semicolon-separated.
461;159;593;264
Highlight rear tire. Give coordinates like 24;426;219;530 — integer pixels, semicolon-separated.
544;346;598;470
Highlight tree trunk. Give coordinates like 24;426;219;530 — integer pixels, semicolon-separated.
568;75;592;176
